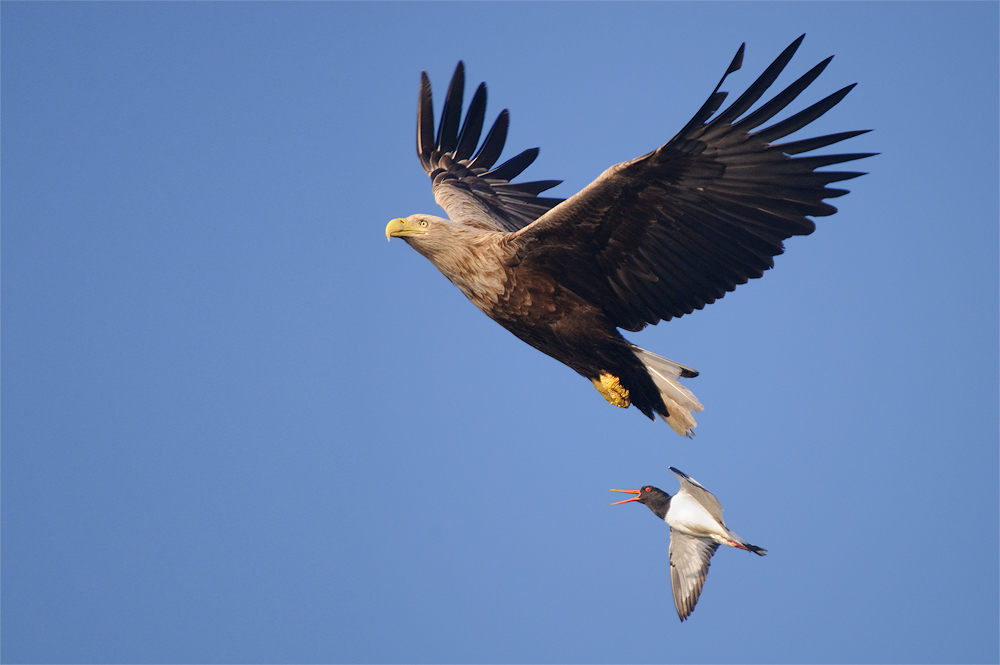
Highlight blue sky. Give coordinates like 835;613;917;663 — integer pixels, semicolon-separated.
2;2;997;663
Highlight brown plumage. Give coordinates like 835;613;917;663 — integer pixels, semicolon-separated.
386;35;873;436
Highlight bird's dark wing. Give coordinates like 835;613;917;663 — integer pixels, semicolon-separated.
512;35;875;332
669;531;720;621
417;62;564;232
670;467;726;525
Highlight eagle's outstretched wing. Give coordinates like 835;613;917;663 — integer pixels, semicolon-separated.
512;35;875;332
417;62;564;232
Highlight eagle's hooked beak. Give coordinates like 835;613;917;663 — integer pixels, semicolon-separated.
610;489;642;505
385;217;425;241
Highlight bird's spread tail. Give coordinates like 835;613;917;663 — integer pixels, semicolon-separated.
725;529;768;556
632;347;704;437
730;539;768;556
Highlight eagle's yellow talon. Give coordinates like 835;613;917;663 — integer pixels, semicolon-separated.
592;371;630;408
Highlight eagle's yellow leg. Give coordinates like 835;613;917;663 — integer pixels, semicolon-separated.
592;371;630;408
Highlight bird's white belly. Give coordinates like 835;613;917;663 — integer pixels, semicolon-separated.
666;493;725;539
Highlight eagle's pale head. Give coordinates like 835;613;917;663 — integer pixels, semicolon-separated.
385;214;511;310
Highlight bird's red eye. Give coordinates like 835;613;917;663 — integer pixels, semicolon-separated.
644;486;651;492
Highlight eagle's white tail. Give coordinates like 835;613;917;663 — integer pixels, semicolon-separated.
632;347;704;437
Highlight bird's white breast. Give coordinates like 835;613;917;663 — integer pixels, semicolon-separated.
666;492;726;539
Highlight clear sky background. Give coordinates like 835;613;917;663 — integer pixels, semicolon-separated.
2;2;998;663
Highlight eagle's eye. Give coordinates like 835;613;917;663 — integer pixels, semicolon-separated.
418;219;428;228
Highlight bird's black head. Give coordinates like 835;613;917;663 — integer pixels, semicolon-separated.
610;485;671;520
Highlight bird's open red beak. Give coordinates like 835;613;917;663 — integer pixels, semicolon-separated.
610;489;641;505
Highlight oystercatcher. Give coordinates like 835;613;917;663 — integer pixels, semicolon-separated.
612;467;766;621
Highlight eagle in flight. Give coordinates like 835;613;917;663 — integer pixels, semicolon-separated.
386;35;872;436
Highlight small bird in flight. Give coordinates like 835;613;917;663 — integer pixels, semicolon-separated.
612;467;766;621
387;35;872;435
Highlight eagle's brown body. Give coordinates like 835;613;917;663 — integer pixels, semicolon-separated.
497;253;670;421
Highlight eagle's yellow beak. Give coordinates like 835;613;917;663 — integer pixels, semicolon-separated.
385;217;424;241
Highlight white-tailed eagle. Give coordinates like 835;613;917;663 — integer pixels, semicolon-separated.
386;36;872;436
